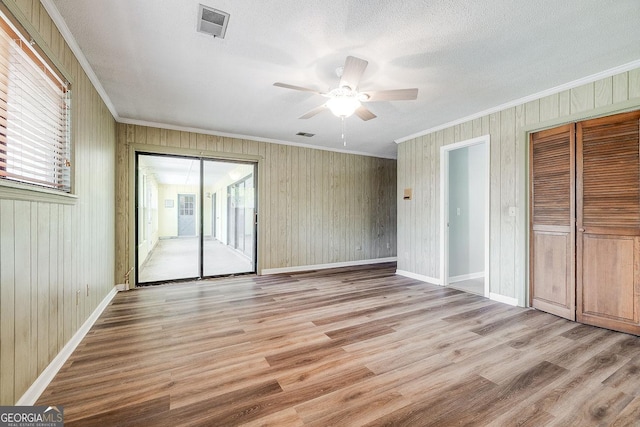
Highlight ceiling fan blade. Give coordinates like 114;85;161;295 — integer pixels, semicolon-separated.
363;88;418;102
274;82;324;95
340;56;368;90
299;104;327;119
354;105;376;121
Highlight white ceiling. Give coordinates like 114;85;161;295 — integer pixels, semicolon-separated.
48;0;640;159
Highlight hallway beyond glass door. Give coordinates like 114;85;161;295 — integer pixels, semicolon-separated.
136;153;257;285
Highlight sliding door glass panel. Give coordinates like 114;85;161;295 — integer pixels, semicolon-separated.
203;160;256;276
137;154;201;283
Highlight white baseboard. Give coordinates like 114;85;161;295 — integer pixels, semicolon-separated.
17;287;118;405
395;270;441;285
261;257;397;275
448;272;484;283
490;292;519;306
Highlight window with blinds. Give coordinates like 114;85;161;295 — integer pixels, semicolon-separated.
0;12;71;193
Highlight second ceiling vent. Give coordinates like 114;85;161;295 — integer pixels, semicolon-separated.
197;4;230;38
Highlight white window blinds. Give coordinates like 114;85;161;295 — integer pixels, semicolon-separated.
0;14;71;193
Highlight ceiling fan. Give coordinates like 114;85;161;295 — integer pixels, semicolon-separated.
273;56;418;121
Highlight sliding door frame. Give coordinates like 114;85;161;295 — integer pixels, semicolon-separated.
129;144;262;288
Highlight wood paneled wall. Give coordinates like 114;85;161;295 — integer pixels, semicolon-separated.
398;68;640;304
116;124;397;283
0;0;116;404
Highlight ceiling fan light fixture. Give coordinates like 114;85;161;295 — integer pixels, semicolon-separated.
326;96;361;118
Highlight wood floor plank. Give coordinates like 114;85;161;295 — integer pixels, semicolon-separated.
610;395;640;427
488;348;630;425
240;408;305;427
35;263;640;425
603;353;640;396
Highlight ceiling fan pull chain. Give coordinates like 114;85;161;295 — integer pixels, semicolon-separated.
342;116;347;146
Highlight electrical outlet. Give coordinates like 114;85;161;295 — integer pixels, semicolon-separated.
508;206;517;217
355;245;362;251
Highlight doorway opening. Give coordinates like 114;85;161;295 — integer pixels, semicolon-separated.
135;153;257;285
440;135;490;297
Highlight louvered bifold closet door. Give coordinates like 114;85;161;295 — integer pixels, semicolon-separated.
530;124;576;320
577;111;640;335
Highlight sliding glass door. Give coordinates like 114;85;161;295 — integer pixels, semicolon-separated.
203;160;255;277
136;153;256;285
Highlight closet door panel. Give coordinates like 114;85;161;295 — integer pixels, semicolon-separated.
577;111;640;334
582;235;636;322
530;124;575;320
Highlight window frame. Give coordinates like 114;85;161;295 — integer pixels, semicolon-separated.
0;1;75;204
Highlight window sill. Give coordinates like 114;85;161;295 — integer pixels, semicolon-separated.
0;180;78;205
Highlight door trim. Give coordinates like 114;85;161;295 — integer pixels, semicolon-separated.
440;134;491;297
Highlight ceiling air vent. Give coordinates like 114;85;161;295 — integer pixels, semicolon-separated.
296;132;315;137
197;4;230;38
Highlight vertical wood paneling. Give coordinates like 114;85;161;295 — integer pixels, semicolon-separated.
514;104;527;304
311;147;321;264
0;0;116;405
321;151;330;262
62;204;72;344
13;200;31;398
408;138;415;269
461;121;473;141
432;131;443;276
571;84;595;113
414;138;424;272
279;145;289;264
396;143;405;266
558;90;571;117
500;108;516;297
594;77;613;108
472;118;482;137
180;131;190;149
397;68;640;305
489;112;501;294
613;73;629;104
301;148;310;264
13;0;30;19
167;130;180;148
29;202;38;382
290;147;299;266
630;69;640;99
402;138;411;269
0;200;15;404
524;100;540;125
261;142;271;268
539;93;559;122
48;205;59;362
36;203;50;373
147;127;160;146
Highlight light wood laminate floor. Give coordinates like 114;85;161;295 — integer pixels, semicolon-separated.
38;263;640;426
